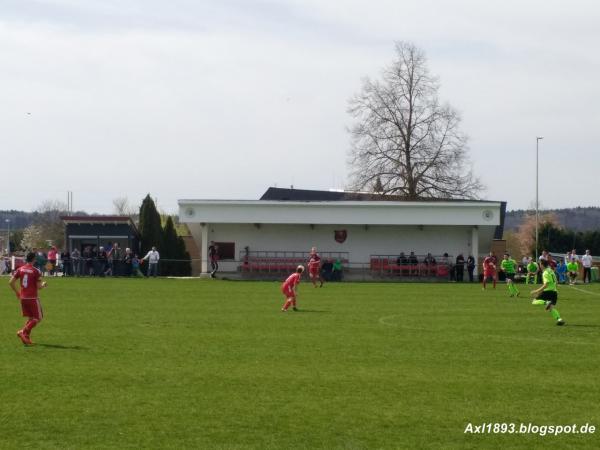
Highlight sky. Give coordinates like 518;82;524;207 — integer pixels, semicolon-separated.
1;0;599;214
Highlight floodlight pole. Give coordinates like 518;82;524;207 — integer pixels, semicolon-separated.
535;137;543;262
5;219;10;255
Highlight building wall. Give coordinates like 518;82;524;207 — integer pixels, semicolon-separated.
187;223;495;273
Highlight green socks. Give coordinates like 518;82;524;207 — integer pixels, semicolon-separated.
550;308;561;321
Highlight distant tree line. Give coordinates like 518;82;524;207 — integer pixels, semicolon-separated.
537;222;600;256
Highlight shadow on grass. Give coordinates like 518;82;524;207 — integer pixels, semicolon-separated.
292;309;331;313
565;324;600;328
35;343;88;350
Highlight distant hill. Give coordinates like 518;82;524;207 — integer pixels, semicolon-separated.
506;207;600;232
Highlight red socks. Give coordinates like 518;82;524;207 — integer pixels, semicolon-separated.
23;319;39;335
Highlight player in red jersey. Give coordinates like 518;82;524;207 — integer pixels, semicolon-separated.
308;247;324;288
9;252;47;345
281;265;304;312
482;251;497;290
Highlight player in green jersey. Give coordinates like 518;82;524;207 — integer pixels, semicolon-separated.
525;257;538;284
500;253;520;297
531;259;565;326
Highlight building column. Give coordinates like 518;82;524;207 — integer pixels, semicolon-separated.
201;223;209;274
471;226;479;277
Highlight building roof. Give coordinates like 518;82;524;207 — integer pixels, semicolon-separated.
61;215;139;233
260;187;501;203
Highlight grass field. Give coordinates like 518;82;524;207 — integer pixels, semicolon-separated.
1;277;600;449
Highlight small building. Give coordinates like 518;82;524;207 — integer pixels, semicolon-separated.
178;188;506;279
61;215;140;254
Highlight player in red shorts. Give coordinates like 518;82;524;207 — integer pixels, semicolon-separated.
281;265;304;312
9;252;47;345
308;247;324;288
482;251;497;290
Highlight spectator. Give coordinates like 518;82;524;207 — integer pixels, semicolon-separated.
467;255;475;282
321;259;334;282
132;254;144;277
208;241;219;278
109;243;122;276
424;253;437;276
556;258;567;284
61;249;71;277
581;249;593;283
408;251;419;275
142;246;160;277
455;254;465;282
566;249;578;263
35;249;47;276
332;258;343;281
71;248;81;276
96;246;108;276
47;246;57;275
397;252;408;275
82;245;94;276
123;248;133;277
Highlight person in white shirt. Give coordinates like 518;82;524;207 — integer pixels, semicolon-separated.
581;249;593;283
142;246;160;277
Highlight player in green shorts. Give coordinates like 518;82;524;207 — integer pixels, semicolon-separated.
531;259;565;326
500;253;520;297
525;257;538;284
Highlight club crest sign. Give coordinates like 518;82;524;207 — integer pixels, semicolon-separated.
334;229;347;243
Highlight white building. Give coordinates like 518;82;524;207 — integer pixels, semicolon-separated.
178;188;506;278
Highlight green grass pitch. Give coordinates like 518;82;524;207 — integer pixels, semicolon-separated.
1;277;600;449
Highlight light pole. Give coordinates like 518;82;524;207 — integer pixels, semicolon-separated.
535;137;543;262
5;219;10;255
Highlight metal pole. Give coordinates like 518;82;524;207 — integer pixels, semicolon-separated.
535;137;543;262
5;219;10;255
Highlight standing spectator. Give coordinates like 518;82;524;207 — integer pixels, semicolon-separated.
35;249;47;276
61;249;71;277
455;254;465;282
132;254;144;277
123;248;133;277
96;246;108;276
408;251;419;276
142;246;160;277
566;249;578;263
332;258;343;282
47;246;57;275
109;243;122;276
82;245;94;276
581;249;593;283
466;255;476;282
71;247;81;276
208;241;219;278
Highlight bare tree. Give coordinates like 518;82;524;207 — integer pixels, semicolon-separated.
32;200;69;249
348;41;483;199
113;197;136;217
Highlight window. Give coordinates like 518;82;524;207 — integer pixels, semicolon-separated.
215;242;235;260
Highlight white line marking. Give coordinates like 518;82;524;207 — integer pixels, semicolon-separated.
567;285;600;296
